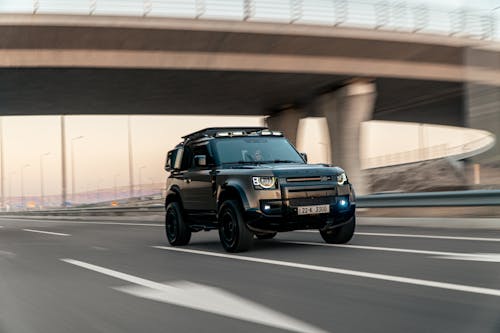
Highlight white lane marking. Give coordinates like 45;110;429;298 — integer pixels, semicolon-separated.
61;259;327;333
153;246;500;297
23;229;70;236
435;254;500;262
0;250;16;258
285;241;500;263
296;230;500;242
0;226;4;228
15;220;162;227
355;232;500;242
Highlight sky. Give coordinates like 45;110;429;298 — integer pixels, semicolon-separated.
2;115;491;198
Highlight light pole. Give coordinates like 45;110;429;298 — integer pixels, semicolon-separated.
39;152;50;208
8;171;15;209
138;165;146;197
20;164;30;209
127;116;135;198
0;117;5;211
113;173;120;199
71;136;84;203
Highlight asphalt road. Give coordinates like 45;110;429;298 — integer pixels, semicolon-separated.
1;216;500;333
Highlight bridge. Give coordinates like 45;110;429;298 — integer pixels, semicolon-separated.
1;1;499;195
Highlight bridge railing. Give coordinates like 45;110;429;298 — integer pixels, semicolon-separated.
1;0;497;40
362;132;496;169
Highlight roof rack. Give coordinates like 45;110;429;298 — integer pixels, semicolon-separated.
182;127;269;141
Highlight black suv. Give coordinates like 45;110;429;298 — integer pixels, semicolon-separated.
164;127;356;252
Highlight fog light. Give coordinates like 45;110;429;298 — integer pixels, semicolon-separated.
263;204;271;211
339;199;348;207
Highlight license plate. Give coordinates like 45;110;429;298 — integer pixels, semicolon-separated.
297;205;330;215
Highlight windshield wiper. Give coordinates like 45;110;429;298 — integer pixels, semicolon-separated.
224;161;263;165
261;160;300;164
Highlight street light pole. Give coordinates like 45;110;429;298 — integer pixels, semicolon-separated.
61;116;67;207
20;164;30;209
71;136;84;203
127;116;135;198
8;171;15;209
138;165;146;197
0;117;5;211
39;152;50;208
114;173;120;199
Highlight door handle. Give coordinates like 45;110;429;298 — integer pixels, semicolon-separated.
184;178;192;184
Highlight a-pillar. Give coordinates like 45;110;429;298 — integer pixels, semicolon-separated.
318;81;376;195
265;108;304;147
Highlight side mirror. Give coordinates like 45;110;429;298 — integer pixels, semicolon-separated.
300;153;308;163
194;155;207;167
164;153;172;172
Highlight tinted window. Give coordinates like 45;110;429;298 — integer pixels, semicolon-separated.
180;146;192;171
191;144;214;168
213;137;304;164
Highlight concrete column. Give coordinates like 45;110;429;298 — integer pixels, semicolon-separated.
464;47;500;165
265;108;304;147
319;81;376;195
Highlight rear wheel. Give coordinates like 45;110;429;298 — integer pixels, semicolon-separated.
320;216;355;244
218;200;253;252
255;232;277;240
165;201;191;246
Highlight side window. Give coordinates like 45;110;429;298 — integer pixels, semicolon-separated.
166;148;183;171
191;144;214;169
180;146;192;171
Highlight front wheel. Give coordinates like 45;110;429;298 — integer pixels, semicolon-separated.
165;201;191;246
218;200;253;252
320;216;355;244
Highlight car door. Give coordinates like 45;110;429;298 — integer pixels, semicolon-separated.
183;142;217;215
183;143;215;216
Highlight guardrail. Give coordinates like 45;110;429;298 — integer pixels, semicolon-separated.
2;190;500;216
0;0;497;40
357;190;500;207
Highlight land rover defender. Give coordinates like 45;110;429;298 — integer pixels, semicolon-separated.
164;127;356;252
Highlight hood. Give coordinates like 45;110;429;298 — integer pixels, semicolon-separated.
229;163;344;177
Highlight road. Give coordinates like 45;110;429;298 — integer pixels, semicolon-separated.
1;216;500;333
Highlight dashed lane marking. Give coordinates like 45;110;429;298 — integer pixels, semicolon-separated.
296;230;500;242
153;246;500;297
61;259;328;333
23;229;70;236
284;241;500;263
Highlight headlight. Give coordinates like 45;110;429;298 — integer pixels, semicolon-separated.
252;176;277;189
337;172;347;185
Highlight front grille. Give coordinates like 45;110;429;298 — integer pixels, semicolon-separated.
289;197;333;206
286;177;323;182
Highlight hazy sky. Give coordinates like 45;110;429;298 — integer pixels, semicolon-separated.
2;115;490;198
2;115;265;197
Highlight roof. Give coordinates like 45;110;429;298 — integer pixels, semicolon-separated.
182;127;268;141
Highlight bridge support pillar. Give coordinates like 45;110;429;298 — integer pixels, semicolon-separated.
265;108;304;146
466;83;500;164
318;81;376;195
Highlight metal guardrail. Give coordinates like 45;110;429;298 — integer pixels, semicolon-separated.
2;190;500;216
0;0;497;40
357;190;500;207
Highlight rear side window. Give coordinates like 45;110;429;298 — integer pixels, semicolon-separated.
166;148;184;171
191;144;214;168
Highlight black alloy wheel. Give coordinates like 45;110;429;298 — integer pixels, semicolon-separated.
320;216;355;244
218;200;253;252
165;201;191;246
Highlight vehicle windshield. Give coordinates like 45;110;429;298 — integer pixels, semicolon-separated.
214;137;305;164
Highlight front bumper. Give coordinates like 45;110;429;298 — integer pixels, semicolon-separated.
244;184;356;232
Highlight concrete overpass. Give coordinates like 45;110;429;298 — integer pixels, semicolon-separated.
1;13;500;194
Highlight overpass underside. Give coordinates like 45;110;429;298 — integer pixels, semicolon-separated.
0;68;464;126
1;14;499;193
